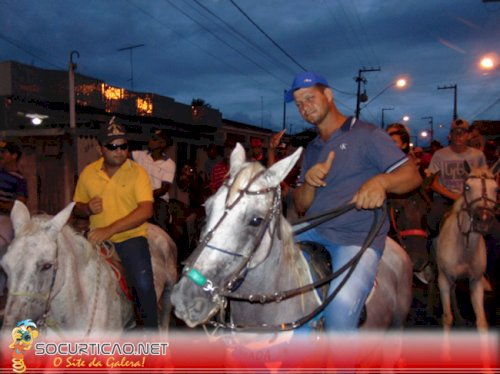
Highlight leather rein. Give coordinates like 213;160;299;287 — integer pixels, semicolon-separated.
183;168;386;331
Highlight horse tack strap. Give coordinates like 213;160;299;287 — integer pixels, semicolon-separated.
399;229;427;238
389;207;427;239
97;243;133;301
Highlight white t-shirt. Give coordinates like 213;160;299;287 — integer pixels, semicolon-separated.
428;146;487;194
132;150;176;202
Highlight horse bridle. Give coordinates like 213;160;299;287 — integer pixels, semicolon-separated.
459;174;498;237
183;169;282;307
389;199;428;248
182;168;387;331
7;235;60;330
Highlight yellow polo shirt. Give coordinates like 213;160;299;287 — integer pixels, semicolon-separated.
73;158;153;243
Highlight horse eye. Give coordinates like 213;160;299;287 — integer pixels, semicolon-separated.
41;263;52;271
249;217;264;227
464;184;470;191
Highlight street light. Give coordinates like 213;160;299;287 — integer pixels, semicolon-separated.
381;107;394;129
479;53;498;71
361;77;407;111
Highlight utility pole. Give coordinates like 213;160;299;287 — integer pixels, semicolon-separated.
282;89;286;130
69;51;79;130
68;50;80;204
355;67;381;119
381;107;394;129
117;43;145;91
422;116;434;143
437;84;457;120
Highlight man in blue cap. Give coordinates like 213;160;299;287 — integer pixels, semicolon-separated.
288;72;422;330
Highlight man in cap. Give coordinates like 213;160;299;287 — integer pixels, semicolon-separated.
427;118;487;236
132;128;176;232
73;118;158;330
287;71;421;331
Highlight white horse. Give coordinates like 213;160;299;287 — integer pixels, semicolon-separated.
171;144;412;331
0;201;177;336
436;160;499;331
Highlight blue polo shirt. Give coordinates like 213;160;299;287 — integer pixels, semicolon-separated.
298;117;408;251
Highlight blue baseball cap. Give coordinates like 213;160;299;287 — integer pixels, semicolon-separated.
284;71;331;103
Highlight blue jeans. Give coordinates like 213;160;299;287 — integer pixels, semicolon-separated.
296;229;382;331
114;236;158;330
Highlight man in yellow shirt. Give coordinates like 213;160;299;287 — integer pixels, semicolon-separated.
73;118;157;330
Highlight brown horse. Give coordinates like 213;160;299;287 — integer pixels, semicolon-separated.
436;160;499;331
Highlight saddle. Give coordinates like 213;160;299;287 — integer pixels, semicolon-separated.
298;241;332;301
298;241;374;327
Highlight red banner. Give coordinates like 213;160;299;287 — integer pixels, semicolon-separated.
1;331;498;373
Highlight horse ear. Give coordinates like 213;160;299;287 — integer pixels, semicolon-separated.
490;159;500;177
264;147;303;185
10;200;31;236
463;160;471;174
229;143;246;176
44;202;75;238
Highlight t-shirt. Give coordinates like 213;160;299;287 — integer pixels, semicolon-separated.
73;158;153;243
298;117;408;251
427;146;487;194
0;169;28;204
132;150;176;202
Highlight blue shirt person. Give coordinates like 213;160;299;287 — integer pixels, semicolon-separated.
288;72;421;331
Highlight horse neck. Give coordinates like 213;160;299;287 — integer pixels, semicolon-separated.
230;221;320;326
51;229;101;329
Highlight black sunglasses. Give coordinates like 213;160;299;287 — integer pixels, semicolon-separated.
104;143;129;151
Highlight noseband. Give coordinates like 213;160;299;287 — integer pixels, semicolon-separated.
389;205;428;245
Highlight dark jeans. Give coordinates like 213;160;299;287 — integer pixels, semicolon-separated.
114;236;158;330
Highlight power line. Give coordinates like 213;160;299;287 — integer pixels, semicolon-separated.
0;33;64;70
165;0;287;85
191;0;296;76
124;0;264;87
229;0;308;72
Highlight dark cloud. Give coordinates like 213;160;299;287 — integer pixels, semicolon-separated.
0;0;498;145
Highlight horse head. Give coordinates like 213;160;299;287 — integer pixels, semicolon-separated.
171;143;302;327
388;189;430;270
0;201;74;331
460;159;499;235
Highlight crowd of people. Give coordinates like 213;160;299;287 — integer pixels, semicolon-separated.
0;71;498;332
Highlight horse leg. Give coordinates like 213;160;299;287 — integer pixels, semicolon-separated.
470;277;488;331
450;284;466;327
158;284;173;334
437;272;453;330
